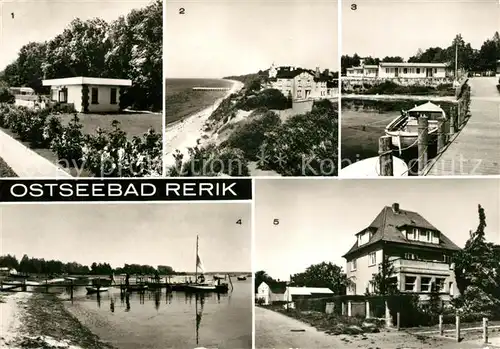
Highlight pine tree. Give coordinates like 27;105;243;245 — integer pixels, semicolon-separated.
453;205;500;315
370;256;398;295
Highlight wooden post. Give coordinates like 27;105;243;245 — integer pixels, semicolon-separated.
385;300;392;327
450;106;456;135
378;135;393;176
22;279;27;292
439;315;444;336
70;280;74;300
457;101;462;127
347;301;352;317
455;314;460;342
417;116;429;175
365;300;370;319
437;120;446;152
396;312;400;331
483;317;488;344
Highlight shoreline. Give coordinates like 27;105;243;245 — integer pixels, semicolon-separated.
0;292;112;349
164;79;244;169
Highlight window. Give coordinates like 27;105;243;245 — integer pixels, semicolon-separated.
386;68;389;73
369;252;376;266
405;252;417;260
434;68;437;73
351;259;357;271
110;88;117;105
58;89;67;103
403;68;408;74
407;229;415;240
443;254;451;263
405;276;416;291
91;87;99;104
435;278;445;292
449;282;454;296
421;277;432;292
419;230;427;241
426;231;432;242
417;68;421;74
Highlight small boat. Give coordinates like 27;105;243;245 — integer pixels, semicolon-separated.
237;276;247;281
340;156;409;177
185;235;230;293
126;284;148;292
185;284;217;292
86;286;109;294
385;101;446;151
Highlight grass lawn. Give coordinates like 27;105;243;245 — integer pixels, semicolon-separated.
58;112;162;138
0;112;161;177
0;156;17;177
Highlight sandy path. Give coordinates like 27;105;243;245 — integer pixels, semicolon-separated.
255;307;493;349
0;292;32;347
163;80;244;169
0;128;72;178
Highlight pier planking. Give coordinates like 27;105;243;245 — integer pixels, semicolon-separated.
425;78;500;176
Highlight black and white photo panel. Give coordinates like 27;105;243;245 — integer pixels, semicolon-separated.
0;1;162;178
165;0;339;177
0;202;252;349
341;0;500;177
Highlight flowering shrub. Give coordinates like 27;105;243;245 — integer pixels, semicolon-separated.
0;104;162;177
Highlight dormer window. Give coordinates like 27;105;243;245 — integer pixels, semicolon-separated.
405;227;439;244
357;230;372;246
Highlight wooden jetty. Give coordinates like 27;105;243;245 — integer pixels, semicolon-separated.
424;78;500;175
192;87;230;91
374;79;476;176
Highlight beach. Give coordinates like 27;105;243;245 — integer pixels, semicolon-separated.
164;79;244;169
0;292;29;348
0;292;109;349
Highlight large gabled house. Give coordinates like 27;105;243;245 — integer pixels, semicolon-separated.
343;203;461;302
267;64;337;100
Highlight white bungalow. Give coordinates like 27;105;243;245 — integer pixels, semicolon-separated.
256;281;287;305
346;58;378;78
42;77;132;113
284;286;334;302
378;62;448;79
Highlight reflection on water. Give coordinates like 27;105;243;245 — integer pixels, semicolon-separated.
63;281;251;349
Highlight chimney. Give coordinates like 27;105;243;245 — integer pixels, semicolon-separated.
315;66;320;78
392;203;400;213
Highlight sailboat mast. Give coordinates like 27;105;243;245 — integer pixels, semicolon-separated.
195;235;198;282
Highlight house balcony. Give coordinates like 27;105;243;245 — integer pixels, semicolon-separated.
391;258;452;275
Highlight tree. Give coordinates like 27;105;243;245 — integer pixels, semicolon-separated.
290;262;351;295
254;270;277;293
369;256;398;295
158;265;174;274
453;205;500;316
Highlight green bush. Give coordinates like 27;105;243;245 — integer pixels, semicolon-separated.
259;100;338;176
238;89;289;111
0;86;15;104
223;109;281;160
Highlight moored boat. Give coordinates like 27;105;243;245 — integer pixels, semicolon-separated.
126;284;148;292
237;276;247;281
185;235;231;293
340;156;409;177
385;101;446;151
86;286;109;294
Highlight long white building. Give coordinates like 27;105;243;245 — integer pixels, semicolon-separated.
346;58;449;79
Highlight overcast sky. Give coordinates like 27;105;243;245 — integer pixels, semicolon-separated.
165;0;338;78
342;0;499;60
256;178;500;281
0;0;151;71
0;203;251;272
